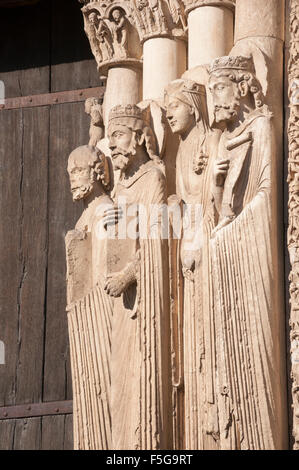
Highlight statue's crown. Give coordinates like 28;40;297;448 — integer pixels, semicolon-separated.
209;55;255;74
109;104;145;122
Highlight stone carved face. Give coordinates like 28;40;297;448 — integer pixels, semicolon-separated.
85;98;95;115
165;95;195;136
89;12;98;26
68;150;95;201
209;74;241;124
108;123;138;171
112;9;122;23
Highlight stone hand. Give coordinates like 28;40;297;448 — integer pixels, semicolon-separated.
104;271;130;297
214;159;230;187
102;206;123;229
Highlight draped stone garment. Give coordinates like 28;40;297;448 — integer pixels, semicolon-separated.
175;128;219;449
211;110;287;450
111;160;172;450
66;195;114;450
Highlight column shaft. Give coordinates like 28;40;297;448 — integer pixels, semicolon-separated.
188;5;234;67
143;38;187;101
103;66;142;127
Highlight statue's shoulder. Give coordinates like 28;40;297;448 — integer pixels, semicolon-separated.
148;160;166;176
249;107;273;131
142;160;166;184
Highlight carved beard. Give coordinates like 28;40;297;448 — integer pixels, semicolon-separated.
214;96;240;124
72;182;94;201
111;145;137;172
112;153;130;171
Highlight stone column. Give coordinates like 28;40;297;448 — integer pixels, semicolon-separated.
232;0;288;450
125;0;188;101
103;65;142;127
184;0;235;68
143;37;186;101
80;1;143;127
233;0;284;124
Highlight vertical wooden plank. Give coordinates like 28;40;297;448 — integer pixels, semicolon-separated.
41;415;65;450
13;417;41;450
0;419;16;450
0;106;49;407
15;106;49;405
43;102;89;402
0;1;50;98
50;0;100;92
0;109;23;406
64;413;73;450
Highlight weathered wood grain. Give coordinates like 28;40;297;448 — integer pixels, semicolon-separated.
13;417;42;450
0;419;16;450
0;109;24;407
0;1;50;98
41;415;68;450
42;102;89;403
15;106;49;405
0;0;103;450
50;0;100;93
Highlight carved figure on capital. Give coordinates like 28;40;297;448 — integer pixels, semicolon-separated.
81;1;142;72
131;0;186;41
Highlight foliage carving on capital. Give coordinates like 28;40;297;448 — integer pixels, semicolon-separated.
79;0;142;74
182;0;235;16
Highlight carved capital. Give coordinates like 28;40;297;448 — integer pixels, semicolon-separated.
129;0;187;43
288;0;299;451
182;0;235;16
79;1;143;74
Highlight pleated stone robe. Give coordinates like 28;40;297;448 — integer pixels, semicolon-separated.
211;108;286;449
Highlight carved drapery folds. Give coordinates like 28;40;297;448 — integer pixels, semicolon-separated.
70;0;291;450
288;0;299;451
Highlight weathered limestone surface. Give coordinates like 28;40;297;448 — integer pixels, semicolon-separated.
288;0;299;451
65;0;292;449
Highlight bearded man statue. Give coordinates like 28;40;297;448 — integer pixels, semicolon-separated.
208;56;287;449
103;104;172;450
65;145;114;450
164;79;219;450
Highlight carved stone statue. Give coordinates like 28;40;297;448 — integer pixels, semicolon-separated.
65;145;113;450
71;0;291;451
164;79;219;450
208;55;286;449
85;10;114;66
85;97;104;147
82;2;142;71
166;0;187;31
103;104;172;449
109;8;129;59
131;0;185;40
